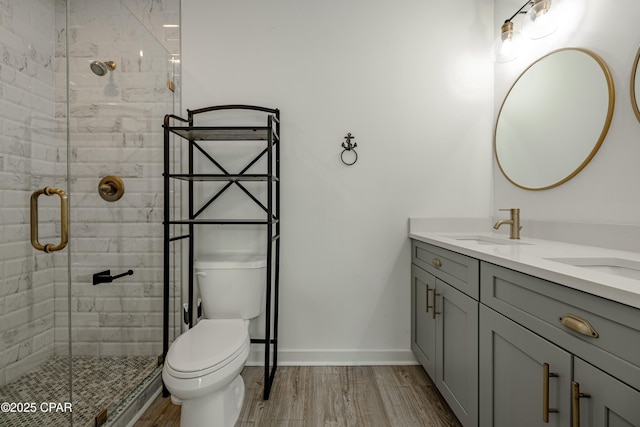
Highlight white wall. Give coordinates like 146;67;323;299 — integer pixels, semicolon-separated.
182;0;494;364
493;0;640;226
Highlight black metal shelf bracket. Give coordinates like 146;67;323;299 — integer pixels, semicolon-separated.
162;104;280;401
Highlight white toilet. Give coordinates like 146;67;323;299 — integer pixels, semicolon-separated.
162;254;266;427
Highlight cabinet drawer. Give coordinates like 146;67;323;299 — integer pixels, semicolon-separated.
481;261;640;391
412;240;479;299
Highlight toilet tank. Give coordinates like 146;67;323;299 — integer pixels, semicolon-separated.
194;254;267;319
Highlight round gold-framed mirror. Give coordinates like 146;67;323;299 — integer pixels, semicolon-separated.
495;48;615;190
631;46;640;123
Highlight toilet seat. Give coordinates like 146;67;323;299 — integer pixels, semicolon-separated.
166;319;249;380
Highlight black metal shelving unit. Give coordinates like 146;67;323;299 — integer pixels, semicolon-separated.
162;104;280;400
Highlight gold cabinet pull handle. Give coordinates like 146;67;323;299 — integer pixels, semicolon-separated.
30;187;68;253
559;314;599;338
432;258;442;268
571;381;591;427
542;363;559;423
431;288;440;320
425;284;430;313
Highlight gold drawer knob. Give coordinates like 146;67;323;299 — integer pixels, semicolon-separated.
559;314;599;338
432;258;442;268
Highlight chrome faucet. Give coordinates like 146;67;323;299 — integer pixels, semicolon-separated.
493;208;521;239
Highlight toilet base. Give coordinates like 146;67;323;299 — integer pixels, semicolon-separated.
180;375;245;427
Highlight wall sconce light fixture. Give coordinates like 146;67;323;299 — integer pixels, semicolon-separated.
492;0;560;63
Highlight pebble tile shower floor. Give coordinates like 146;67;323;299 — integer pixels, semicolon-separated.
0;356;159;427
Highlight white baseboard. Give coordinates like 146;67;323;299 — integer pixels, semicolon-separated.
246;348;418;366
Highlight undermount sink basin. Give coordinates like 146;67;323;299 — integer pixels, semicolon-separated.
447;235;532;246
546;257;640;280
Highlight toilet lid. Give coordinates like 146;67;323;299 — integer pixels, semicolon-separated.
166;319;249;378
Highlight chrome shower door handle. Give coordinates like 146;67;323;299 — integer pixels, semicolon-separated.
30;187;69;252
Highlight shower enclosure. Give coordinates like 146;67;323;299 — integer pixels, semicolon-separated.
0;1;182;426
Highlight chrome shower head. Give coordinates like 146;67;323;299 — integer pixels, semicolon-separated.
90;60;116;76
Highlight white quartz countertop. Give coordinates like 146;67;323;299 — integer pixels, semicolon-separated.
410;224;640;310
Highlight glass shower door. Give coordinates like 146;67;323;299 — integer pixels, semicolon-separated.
0;1;73;426
0;154;73;427
65;0;181;425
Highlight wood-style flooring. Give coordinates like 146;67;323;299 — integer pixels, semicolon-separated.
134;365;461;427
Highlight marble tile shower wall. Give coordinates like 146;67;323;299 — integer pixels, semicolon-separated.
53;0;180;357
0;0;59;387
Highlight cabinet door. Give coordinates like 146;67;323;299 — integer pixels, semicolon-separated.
573;358;640;427
436;279;478;427
411;264;436;378
479;305;571;427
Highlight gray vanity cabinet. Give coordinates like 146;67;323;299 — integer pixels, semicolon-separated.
480;261;640;427
435;279;478;427
412;237;640;426
411;264;436;376
411;240;479;426
573;358;640;427
412;239;480;299
479;305;571;426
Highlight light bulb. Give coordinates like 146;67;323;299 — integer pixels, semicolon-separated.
523;0;559;39
492;21;523;63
